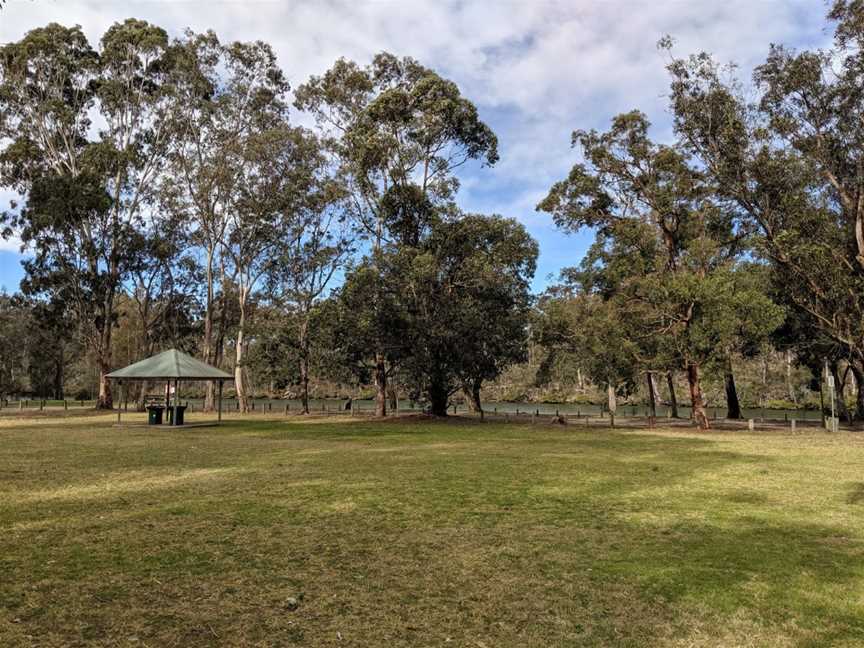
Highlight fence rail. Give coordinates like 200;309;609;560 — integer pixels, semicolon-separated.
0;395;838;431
0;396;826;419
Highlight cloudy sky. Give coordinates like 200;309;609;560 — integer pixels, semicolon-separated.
0;0;830;292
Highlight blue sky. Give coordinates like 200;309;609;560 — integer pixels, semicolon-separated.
0;0;829;293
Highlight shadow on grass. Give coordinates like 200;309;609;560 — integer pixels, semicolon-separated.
846;482;864;505
587;516;864;647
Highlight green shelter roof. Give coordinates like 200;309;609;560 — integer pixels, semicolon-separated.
106;349;233;381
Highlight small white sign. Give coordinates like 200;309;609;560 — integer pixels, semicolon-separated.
828;375;835;389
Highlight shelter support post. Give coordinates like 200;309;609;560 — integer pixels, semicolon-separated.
174;379;180;426
218;380;223;423
117;381;122;424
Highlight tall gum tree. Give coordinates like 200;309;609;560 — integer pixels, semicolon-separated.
294;53;498;416
223;124;325;412
538;112;780;429
664;5;864;417
0;20;176;408
163;33;289;410
268;162;353;415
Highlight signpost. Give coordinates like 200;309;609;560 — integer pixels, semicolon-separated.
826;361;837;432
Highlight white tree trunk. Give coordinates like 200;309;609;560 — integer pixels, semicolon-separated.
607;383;617;415
235;288;249;413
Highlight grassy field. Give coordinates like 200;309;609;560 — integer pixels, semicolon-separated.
1;414;864;647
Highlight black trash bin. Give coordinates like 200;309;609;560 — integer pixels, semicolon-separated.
167;405;187;426
147;406;164;425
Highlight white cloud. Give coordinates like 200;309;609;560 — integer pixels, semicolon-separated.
0;0;834;286
0;236;21;253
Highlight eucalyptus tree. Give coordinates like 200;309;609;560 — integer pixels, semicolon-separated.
562;218;667;416
222;124;326;412
268;168;353;414
295;52;498;416
127;220;201;408
0;293;30;401
398;214;537;417
663;4;864;417
0;20;177;408
164;33;288;410
535;287;641;417
538;112;781;429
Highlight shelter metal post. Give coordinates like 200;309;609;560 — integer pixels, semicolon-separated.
117;381;122;424
218;380;223;423
174;379;180;426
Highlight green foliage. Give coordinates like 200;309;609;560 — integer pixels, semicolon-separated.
665;7;864;410
0;19;179;408
538;104;782;427
330;214;537;414
397;214;537;414
295;52;498;244
295;51;502;415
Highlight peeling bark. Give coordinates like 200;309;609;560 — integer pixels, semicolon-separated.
687;362;710;430
374;354;387;417
462;379;484;419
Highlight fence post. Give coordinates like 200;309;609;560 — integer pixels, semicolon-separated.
790;418;796;431
748;419;754;431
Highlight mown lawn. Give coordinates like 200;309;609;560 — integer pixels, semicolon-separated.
1;413;864;647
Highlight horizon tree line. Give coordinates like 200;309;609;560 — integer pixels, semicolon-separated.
2;2;864;427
